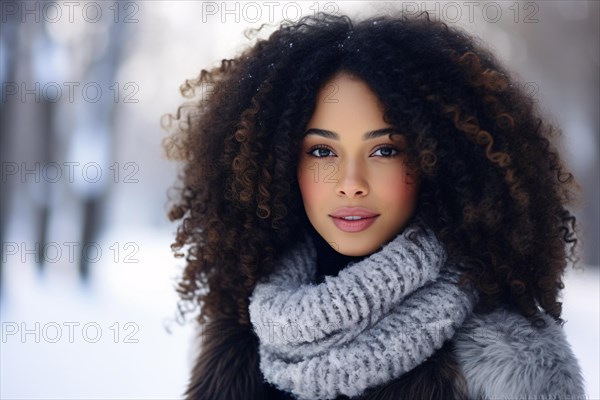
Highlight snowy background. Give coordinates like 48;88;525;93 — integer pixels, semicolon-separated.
1;1;598;399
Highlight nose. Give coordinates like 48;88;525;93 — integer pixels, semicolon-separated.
335;160;368;198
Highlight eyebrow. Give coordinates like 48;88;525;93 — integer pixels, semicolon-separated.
303;127;402;141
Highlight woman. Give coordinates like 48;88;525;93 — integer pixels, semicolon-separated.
163;11;586;399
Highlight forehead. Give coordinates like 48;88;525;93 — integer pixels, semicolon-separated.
305;73;394;137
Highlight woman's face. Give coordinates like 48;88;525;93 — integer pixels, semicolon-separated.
297;72;420;256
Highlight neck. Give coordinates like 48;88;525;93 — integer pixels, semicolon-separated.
307;225;367;284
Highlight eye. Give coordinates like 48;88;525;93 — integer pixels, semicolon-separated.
371;146;400;158
307;145;335;158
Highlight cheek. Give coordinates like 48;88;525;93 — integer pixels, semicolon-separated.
297;161;322;206
373;166;419;204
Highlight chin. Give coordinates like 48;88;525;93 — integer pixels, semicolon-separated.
328;239;380;257
339;249;371;257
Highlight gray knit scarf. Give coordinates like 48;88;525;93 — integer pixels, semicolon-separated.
248;221;479;400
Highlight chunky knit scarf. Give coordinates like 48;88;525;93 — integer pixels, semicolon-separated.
248;221;479;400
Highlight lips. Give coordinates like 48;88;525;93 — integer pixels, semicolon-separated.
330;214;378;233
329;207;380;232
329;207;379;219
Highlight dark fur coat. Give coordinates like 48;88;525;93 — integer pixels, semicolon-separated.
183;305;586;400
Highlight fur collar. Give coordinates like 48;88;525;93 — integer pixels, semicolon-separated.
453;307;586;399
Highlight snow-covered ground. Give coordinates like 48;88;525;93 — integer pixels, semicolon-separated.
0;228;196;399
1;227;598;399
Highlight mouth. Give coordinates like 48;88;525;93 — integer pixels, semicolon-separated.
329;215;379;233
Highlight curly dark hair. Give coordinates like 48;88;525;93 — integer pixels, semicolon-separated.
162;11;581;334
